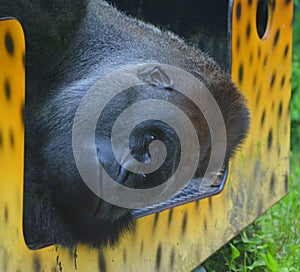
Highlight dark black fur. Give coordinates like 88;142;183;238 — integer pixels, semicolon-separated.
0;0;249;248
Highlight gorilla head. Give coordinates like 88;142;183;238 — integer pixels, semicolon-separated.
0;0;249;248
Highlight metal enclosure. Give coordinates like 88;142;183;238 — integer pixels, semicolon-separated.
0;0;292;271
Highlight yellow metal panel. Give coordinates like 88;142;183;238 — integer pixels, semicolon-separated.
0;0;292;270
0;18;27;270
230;0;292;230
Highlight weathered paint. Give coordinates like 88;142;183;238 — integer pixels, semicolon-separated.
0;0;292;270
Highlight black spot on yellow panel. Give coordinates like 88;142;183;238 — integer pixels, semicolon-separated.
167;208;173;227
56;256;62;272
140;240;144;254
277;145;281;157
258;46;261;60
195;200;199;210
156;243;162;270
284;44;289;58
4;204;8;223
281;75;286;88
274;29;280;47
270;173;275;193
9;129;15;149
261;109;266;127
236;2;242;21
278;101;283;118
152;213;159;231
170;247;175;269
246;22;251;40
204;217;207;231
263;55;268;67
98;251;107;272
5;32;14;55
253;73;257;89
33;256;41;272
249;52;253;65
123;249;127;263
238;63;244;84
285;173;289;192
270;72;276;88
255;91;261;107
267;129;273;149
74;247;78;270
208;197;212;210
284;123;288;135
4;79;11;100
236;36;241;51
271;101;275;111
285;0;291;4
181;211;188;235
248;0;252;5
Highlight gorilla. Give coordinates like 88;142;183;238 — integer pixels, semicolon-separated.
0;0;249;248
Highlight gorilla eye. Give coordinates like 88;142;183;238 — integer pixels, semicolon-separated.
149;132;157;140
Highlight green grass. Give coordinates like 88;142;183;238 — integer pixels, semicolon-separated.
202;4;300;272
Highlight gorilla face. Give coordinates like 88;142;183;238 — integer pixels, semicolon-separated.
93;83;210;191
